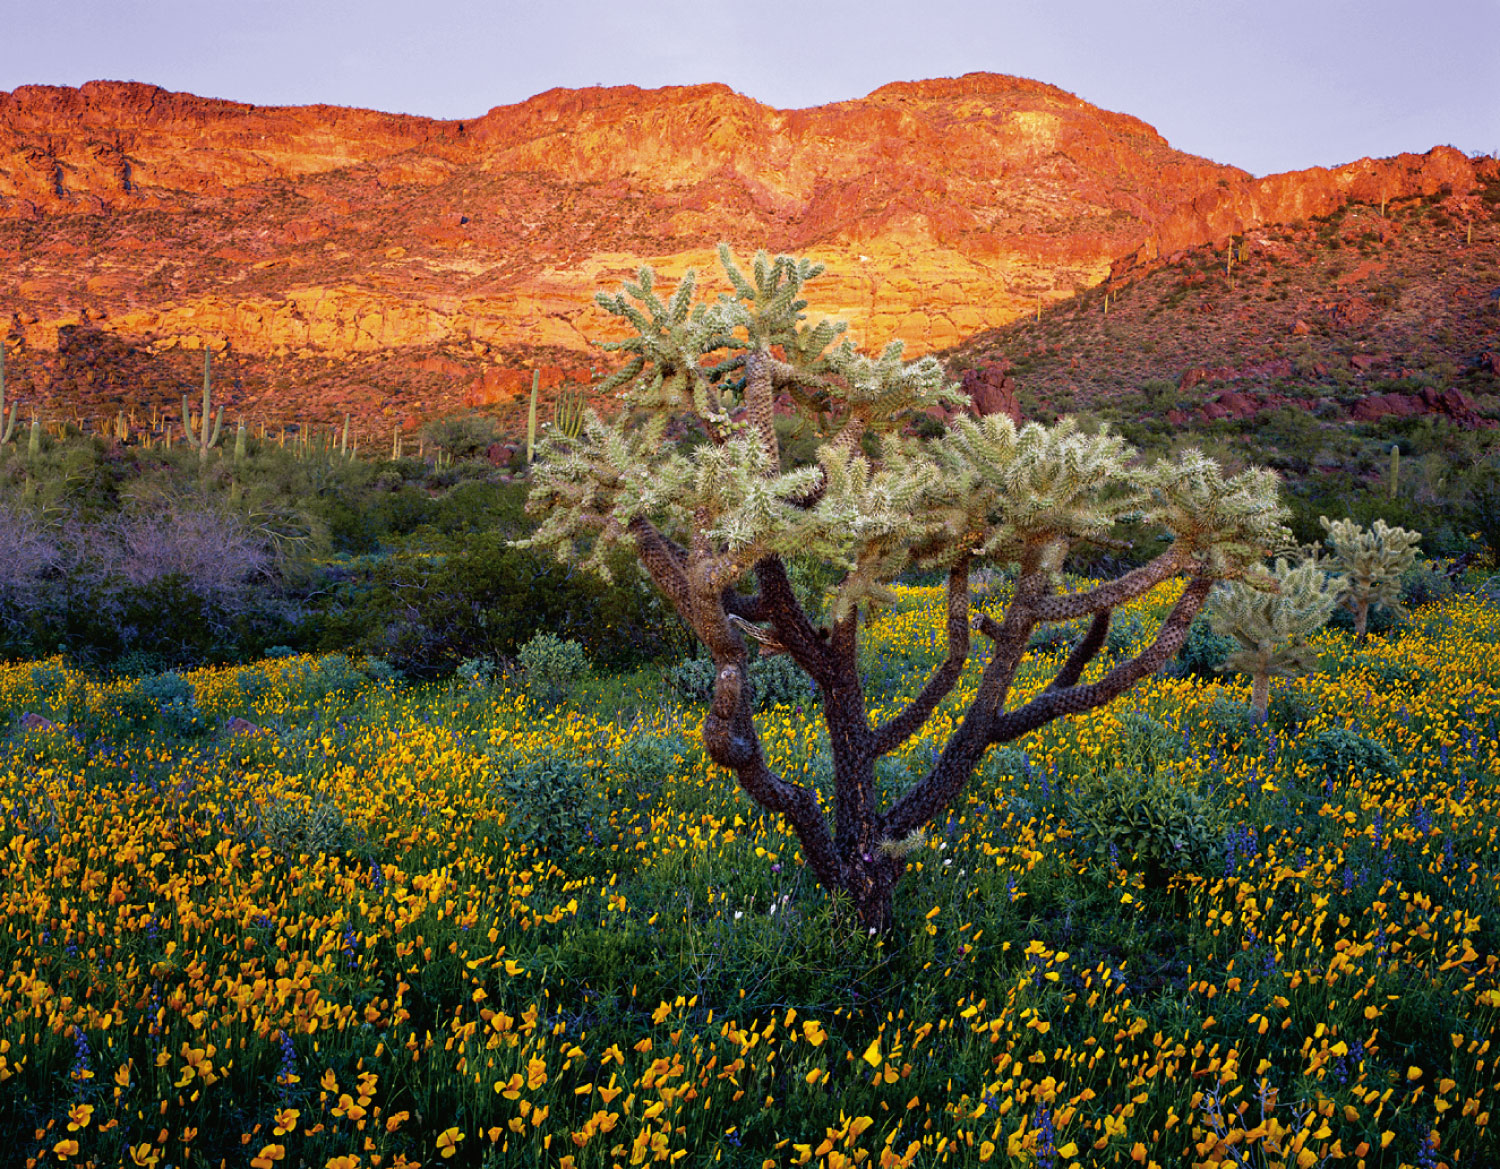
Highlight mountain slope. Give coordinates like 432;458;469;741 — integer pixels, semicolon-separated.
0;75;1493;445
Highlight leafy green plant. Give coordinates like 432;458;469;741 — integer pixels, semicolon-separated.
1068;769;1226;889
515;632;590;704
253;793;362;858
1199;697;1260;747
1109;711;1186;774
1172;618;1236;680
138;671;210;737
491;754;603;860
666;651;812;711
1301;726;1399;786
616;731;688;791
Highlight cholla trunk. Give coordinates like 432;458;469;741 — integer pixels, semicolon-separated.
1250;671;1271;721
1354;598;1370;642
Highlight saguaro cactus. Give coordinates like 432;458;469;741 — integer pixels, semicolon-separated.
0;342;19;445
1320;516;1422;641
1206;557;1340;720
182;348;226;463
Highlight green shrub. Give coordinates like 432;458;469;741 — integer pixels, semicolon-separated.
1173;618;1236;679
516;633;590;704
1200;697;1260;747
138;671;210;737
1328;603;1403;637
666;652;813;711
1105;613;1147;656
456;656;502;688
1110;711;1187;774
1267;688;1317;732
616;731;687;791
236;667;272;702
1067;769;1226;889
1301;726;1400;785
29;662;67;708
491;754;603;860
1399;562;1454;609
95;686;159;734
254;794;362;858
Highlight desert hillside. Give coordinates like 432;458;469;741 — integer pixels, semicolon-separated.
0;74;1493;442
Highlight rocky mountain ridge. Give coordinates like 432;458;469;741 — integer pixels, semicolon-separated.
1;75;1494;442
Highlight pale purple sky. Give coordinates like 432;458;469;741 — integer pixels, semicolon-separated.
4;0;1496;177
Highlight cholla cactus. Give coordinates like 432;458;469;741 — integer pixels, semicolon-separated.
520;243;1288;931
1206;557;1340;720
1320;516;1421;641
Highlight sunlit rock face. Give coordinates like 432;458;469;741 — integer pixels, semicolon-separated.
0;74;1488;433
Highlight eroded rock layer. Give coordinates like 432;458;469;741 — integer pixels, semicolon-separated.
0;74;1490;438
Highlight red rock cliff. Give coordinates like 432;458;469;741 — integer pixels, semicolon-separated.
0;74;1489;433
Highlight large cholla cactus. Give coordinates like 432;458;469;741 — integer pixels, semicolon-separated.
1205;557;1340;720
1320;516;1421;641
521;245;1288;930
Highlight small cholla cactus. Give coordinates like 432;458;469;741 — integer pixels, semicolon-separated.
1206;557;1340;720
1320;516;1422;641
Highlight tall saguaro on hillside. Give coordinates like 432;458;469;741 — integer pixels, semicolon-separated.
522;245;1288;930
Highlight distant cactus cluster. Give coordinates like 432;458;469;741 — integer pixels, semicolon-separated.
0;335;567;473
1206;516;1423;718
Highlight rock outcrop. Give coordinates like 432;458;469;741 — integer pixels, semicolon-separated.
1;74;1494;438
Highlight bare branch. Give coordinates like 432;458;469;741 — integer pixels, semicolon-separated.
991;575;1213;744
1046;610;1110;692
701;658;842;890
755;556;836;684
722;588;768;622
627;516;691;615
870;563;971;757
1030;548;1186;623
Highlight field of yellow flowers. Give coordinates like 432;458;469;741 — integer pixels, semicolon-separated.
0;584;1497;1169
